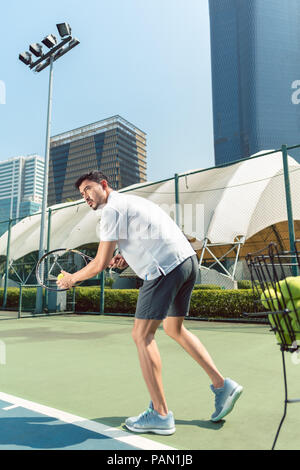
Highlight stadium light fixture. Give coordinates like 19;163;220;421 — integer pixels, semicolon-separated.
18;23;79;314
42;34;57;49
56;22;72;38
29;43;43;57
19;51;32;65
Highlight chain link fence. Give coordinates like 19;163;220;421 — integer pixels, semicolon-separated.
1;144;300;316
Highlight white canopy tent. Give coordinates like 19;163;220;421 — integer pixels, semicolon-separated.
1;151;300;280
122;151;300;245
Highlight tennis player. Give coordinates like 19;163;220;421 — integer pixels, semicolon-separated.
57;171;243;435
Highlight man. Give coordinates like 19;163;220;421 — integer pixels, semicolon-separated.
57;170;243;435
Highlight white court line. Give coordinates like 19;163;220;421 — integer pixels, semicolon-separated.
2;404;19;410
0;392;176;451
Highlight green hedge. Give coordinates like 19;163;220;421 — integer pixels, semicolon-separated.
193;284;221;290
0;286;263;319
189;289;262;318
237;280;253;289
75;287;139;313
0;287;39;309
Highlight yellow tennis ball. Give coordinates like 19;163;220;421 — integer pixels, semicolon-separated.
268;313;282;344
261;288;282;310
57;273;64;280
286;300;300;341
279;277;300;302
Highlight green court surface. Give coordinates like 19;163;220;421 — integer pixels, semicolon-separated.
0;313;299;450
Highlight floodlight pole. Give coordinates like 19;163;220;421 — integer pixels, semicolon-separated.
19;26;79;313
35;56;54;313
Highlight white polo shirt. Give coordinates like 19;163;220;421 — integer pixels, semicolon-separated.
99;191;196;280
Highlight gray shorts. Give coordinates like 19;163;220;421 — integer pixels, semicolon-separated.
135;255;198;320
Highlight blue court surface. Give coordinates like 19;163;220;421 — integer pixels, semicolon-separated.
0;393;175;451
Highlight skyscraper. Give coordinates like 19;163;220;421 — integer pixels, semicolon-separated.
208;0;300;165
0;155;44;236
48;115;147;206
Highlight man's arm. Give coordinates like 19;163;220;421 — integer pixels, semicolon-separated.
57;241;117;289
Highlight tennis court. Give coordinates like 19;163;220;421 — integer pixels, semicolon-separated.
0;313;299;450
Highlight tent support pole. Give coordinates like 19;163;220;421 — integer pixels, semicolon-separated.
199;237;245;281
199;238;208;266
282;144;297;276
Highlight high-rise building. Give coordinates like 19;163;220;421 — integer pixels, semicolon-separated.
48;115;147;206
208;0;300;165
0;155;44;236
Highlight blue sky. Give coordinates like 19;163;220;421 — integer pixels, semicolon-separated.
0;0;214;182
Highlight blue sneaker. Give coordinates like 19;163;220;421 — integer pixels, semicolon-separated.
125;401;153;427
125;406;176;435
210;378;243;422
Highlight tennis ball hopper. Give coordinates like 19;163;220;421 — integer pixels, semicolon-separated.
245;241;300;450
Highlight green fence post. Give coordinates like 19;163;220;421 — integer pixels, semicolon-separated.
46;208;52;253
44;208;52;310
3;218;12;308
100;271;105;314
174;173;181;227
72;287;76;313
18;284;23;319
282;144;298;276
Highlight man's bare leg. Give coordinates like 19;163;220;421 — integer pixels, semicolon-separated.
132;318;168;416
163;316;225;389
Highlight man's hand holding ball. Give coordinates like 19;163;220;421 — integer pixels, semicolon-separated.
56;271;74;289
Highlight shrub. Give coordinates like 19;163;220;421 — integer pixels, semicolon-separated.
75;288;138;313
0;287;39;310
0;286;263;319
193;284;221;290
189;289;262;319
75;287;261;319
237;280;253;289
105;277;114;288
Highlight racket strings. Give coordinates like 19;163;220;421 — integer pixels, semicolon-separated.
37;250;88;290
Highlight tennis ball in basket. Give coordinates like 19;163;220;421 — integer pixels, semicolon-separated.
292;317;300;340
286;299;300;316
57;273;64;280
267;311;293;346
260;288;282;310
273;302;300;346
279;314;297;346
267;313;282;344
279;277;300;302
286;300;300;340
275;282;281;293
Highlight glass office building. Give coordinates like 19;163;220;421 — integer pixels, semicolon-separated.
48;115;147;206
0;155;44;236
208;0;300;165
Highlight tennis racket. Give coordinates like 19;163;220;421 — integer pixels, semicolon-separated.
36;248;126;292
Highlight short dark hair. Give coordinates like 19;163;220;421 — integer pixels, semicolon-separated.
74;170;111;190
